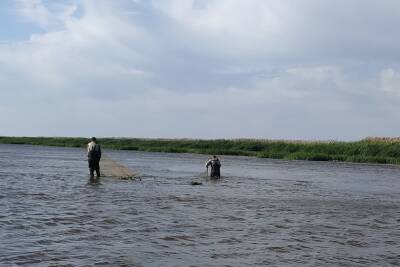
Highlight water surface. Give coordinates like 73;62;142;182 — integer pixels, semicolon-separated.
0;144;399;266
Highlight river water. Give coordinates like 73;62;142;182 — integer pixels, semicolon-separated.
0;144;399;266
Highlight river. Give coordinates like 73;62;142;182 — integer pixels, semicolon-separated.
0;144;399;266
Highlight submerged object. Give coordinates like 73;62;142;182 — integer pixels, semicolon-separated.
100;155;139;180
191;181;203;186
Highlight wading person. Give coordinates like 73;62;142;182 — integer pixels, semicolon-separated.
205;155;221;178
87;137;101;179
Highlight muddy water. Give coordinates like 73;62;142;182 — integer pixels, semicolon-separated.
0;144;399;266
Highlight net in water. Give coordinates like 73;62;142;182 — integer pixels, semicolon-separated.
100;155;138;179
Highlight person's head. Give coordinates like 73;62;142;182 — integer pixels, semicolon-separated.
213;155;217;159
91;137;97;142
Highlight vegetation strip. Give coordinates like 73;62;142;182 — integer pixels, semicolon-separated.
1;136;400;165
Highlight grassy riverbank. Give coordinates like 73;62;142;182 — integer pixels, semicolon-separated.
1;136;400;164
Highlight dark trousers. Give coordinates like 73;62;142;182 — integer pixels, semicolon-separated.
88;158;100;177
210;166;220;178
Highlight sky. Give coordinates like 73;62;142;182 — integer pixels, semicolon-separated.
1;0;400;140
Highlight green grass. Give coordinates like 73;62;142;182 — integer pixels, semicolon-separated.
1;136;400;165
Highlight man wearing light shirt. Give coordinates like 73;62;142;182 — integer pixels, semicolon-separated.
87;137;102;179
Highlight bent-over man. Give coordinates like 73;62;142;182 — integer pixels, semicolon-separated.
205;155;221;178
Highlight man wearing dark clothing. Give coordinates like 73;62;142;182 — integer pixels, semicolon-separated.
87;137;101;178
205;155;221;178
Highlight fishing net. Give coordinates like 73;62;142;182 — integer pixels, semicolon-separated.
100;154;138;179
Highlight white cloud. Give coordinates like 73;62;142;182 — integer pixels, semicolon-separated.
151;0;291;57
15;0;50;28
151;0;400;62
2;0;151;95
380;68;400;96
2;0;400;139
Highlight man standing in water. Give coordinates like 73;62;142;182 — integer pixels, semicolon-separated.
205;155;221;178
87;137;101;179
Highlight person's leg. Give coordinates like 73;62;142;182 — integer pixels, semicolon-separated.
215;167;220;178
210;167;216;178
88;159;94;177
95;159;100;177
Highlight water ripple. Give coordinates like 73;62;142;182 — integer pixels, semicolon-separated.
0;144;399;266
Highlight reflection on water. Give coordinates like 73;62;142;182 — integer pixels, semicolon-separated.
0;144;400;266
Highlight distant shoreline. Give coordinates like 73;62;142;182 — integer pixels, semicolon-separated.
1;136;400;165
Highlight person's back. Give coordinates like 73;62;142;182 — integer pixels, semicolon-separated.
87;137;102;179
211;158;221;168
87;140;101;160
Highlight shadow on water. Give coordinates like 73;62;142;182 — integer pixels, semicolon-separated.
87;177;101;185
190;171;224;185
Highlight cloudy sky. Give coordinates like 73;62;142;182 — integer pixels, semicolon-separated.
1;0;400;140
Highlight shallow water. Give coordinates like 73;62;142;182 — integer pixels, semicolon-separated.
0;144;399;266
